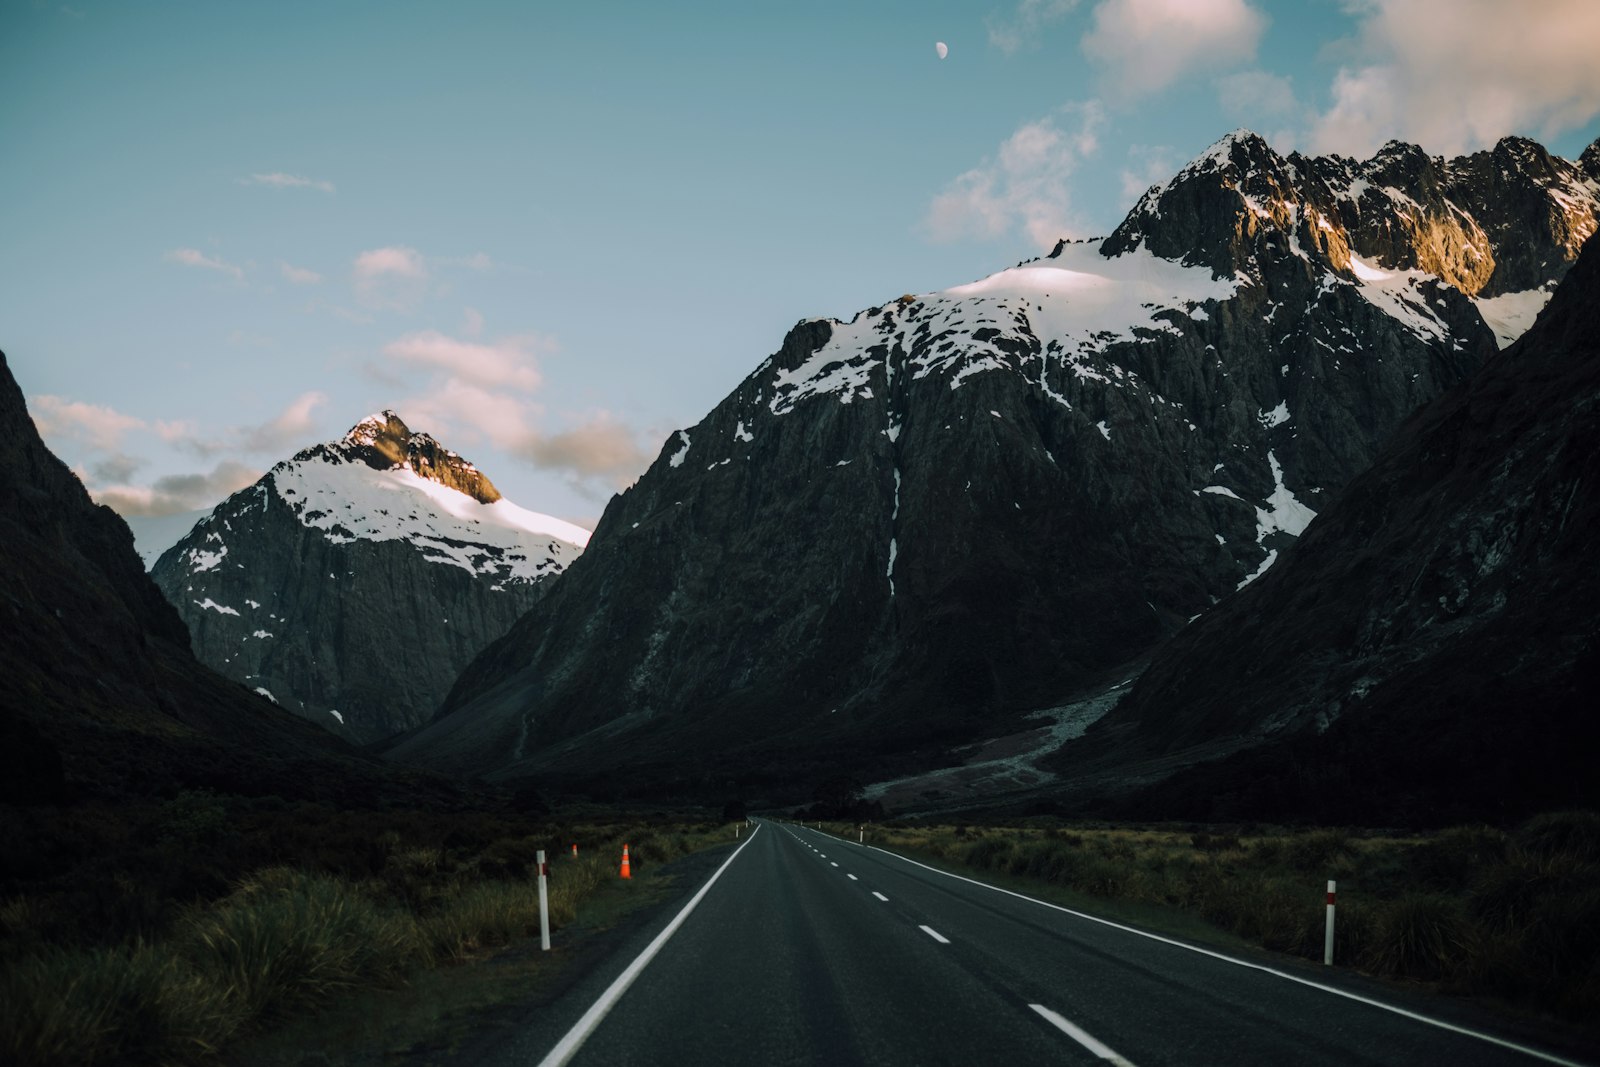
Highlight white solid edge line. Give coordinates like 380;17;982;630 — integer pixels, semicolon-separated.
536;826;762;1067
919;924;951;944
867;845;1588;1067
1030;1004;1137;1066
872;891;889;901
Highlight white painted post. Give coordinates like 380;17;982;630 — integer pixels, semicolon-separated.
859;826;863;844
735;824;740;839
1324;880;1336;966
537;850;551;952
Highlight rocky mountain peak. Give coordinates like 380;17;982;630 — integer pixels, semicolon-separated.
1580;138;1600;182
329;410;501;504
1100;129;1600;308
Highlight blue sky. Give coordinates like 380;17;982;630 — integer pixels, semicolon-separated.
5;0;1598;527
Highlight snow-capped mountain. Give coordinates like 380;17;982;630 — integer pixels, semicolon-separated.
152;411;588;742
392;130;1599;793
0;350;401;804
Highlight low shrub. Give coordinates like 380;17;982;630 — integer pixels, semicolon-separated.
0;943;238;1067
182;868;421;1021
1363;892;1469;981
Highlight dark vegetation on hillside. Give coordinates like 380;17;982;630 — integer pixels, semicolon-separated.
871;812;1600;1030
0;790;719;1066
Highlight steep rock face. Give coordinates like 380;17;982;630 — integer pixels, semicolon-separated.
1109;132;1600;343
1090;231;1600;824
393;131;1598;792
151;412;588;743
1;352;407;803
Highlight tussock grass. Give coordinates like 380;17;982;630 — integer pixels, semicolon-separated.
184;868;423;1019
0;808;727;1066
859;810;1600;1022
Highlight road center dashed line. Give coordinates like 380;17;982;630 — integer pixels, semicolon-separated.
847;874;858;881
872;892;889;902
1030;1004;1137;1066
919;925;951;944
830;862;839;867
867;844;1587;1067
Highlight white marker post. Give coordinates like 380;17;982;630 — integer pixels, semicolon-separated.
859;826;864;844
735;824;740;839
1324;880;1336;966
538;850;551;952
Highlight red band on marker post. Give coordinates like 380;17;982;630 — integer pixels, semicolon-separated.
1327;889;1336;905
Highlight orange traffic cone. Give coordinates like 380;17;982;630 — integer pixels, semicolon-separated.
571;843;578;858
620;843;632;879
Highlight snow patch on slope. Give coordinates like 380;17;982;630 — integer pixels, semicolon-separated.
270;457;588;583
124;508;211;569
1347;254;1451;342
1472;285;1557;349
768;244;1239;415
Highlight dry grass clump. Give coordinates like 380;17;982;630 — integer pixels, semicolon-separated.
862;810;1600;1021
0;810;726;1066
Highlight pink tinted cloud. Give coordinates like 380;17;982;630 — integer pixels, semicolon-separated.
382;330;546;392
166;247;244;281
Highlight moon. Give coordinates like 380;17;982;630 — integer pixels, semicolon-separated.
936;41;948;60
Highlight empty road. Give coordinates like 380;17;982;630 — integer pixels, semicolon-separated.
480;820;1589;1067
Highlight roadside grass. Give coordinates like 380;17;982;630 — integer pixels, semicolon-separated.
0;801;733;1067
839;810;1600;1025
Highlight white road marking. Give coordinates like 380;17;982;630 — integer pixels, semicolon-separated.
831;862;839;867
847;874;858;881
1030;1004;1137;1066
868;846;1587;1067
872;891;889;901
536;826;762;1067
919;925;950;944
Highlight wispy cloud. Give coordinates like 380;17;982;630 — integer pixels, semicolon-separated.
170;391;330;459
354;246;428;310
382;330;548;392
924;101;1107;248
95;461;262;518
89;452;146;485
241;172;336;193
1309;0;1600;157
987;0;1080;55
30;396;147;451
519;413;652;484
378;319;649;495
165;247;244;281
280;261;322;285
1082;0;1267;101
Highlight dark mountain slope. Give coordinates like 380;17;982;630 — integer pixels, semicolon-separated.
391;132;1598;798
0;352;437;804
1091;231;1600;825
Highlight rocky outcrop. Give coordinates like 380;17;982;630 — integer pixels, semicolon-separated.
151;413;587;743
1108;131;1599;301
1089;230;1600;825
390;131;1600;797
0;351;412;803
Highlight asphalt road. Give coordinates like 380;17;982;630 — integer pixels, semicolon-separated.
480;821;1591;1067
